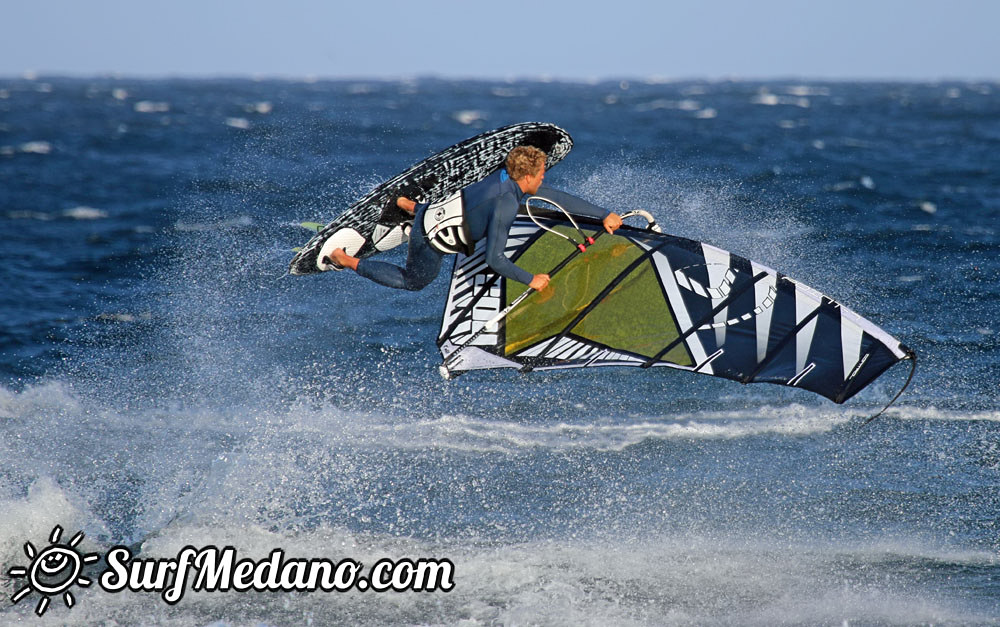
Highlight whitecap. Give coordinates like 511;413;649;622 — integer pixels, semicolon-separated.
751;91;780;106
695;108;717;119
244;101;273;114
885;406;1000;422
786;85;831;97
0;477;92;563
134;101;170;113
752;91;810;108
354;405;848;454
224;117;251;130
453;110;485;125
19;141;52;154
919;201;937;214
63;206;108;220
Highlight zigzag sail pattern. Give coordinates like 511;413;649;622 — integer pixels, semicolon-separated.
437;215;914;404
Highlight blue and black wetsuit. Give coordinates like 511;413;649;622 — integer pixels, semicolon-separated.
355;169;611;291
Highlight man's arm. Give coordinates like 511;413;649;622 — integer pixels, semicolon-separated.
533;186;621;234
485;195;538;286
533;186;609;220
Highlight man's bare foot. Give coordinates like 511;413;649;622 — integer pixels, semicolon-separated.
396;197;417;215
329;248;359;271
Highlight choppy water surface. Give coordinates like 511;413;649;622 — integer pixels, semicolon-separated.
1;77;998;624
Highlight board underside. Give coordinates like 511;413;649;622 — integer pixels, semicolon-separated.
289;122;573;275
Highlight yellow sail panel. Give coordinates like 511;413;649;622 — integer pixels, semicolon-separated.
504;229;690;364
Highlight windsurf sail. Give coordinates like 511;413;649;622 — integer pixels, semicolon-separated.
437;212;914;404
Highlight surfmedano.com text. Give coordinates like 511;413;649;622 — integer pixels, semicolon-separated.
100;546;455;604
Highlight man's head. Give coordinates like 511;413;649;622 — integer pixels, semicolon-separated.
506;146;547;194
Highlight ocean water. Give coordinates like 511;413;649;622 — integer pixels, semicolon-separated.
0;77;998;625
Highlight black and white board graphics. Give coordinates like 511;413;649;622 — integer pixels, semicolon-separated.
289;122;574;275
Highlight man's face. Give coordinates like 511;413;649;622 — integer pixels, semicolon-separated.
523;164;545;195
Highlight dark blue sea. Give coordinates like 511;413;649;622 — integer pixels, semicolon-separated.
1;77;998;625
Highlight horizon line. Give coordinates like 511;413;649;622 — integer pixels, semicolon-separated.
3;70;999;85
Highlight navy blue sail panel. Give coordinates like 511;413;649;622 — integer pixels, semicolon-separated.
437;215;912;404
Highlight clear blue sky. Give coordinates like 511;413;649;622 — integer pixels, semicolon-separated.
3;0;997;80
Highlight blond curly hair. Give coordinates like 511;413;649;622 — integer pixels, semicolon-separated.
505;146;547;181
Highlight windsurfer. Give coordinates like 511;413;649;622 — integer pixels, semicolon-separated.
330;146;623;291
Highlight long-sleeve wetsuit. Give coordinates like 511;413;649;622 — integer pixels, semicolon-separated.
355;169;610;290
462;169;610;285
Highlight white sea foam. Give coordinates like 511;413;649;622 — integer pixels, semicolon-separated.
63;206;108;220
0;381;994;624
751;89;811;108
751;91;780;106
453;110;486;125
134;101;170;113
19;141;52;154
2;501;989;625
244;101;273;114
785;85;831;97
882;406;1000;422
224;117;251;130
352;407;850;454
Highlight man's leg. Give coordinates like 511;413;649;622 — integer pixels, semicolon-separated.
336;199;444;291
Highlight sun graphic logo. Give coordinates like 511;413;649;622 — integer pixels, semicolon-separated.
7;525;101;617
